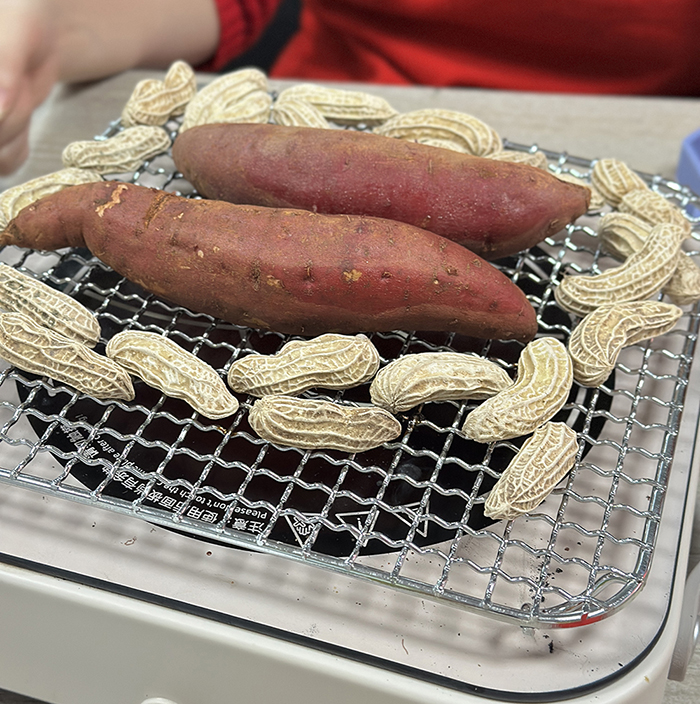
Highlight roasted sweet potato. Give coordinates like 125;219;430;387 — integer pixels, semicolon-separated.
172;123;590;260
1;181;537;341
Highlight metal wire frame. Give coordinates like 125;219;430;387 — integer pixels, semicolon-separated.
0;117;698;628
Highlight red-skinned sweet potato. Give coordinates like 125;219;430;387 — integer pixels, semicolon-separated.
1;181;537;341
172;123;590;261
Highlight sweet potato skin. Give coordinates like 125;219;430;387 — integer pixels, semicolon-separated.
1;181;537;341
172;123;590;260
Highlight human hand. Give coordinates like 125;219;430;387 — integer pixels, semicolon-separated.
0;0;59;175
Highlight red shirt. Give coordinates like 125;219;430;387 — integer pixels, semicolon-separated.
207;0;700;95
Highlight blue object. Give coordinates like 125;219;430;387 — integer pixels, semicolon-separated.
677;127;700;217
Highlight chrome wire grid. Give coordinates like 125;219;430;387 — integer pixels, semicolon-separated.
0;114;698;628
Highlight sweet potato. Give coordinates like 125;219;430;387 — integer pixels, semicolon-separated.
1;181;537;341
171;123;590;261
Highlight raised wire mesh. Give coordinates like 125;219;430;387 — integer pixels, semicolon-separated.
0;115;698;628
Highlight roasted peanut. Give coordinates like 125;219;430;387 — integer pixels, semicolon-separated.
488;149;549;169
227;333;379;396
462;337;573;443
0;312;134;400
248;395;402;452
597;212;700;306
369;351;512;414
591;157;648;207
121;60;197;127
276;84;397;125
373;108;502;156
105;330;238;419
597;211;650;259
271;96;331;129
180;68;269;132
619;188;692;237
664;257;700;306
0;168;103;229
554;223;685;317
0;264;101;347
567;301;682;387
483;421;579;520
61;126;171;174
203;90;273;127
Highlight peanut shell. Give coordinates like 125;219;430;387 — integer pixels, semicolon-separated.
106;330;238;419
484;422;578;520
462;337;573;443
369;351;512;413
0;312;133;400
249;395;402;452
227;333;380;396
568;301;682;387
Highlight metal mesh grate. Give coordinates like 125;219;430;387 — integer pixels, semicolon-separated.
0;115;698;628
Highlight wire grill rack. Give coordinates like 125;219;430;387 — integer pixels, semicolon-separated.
0;113;699;628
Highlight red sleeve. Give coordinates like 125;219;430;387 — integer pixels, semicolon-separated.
199;0;282;71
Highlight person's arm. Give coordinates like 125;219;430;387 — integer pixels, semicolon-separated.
53;0;221;81
0;0;221;175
